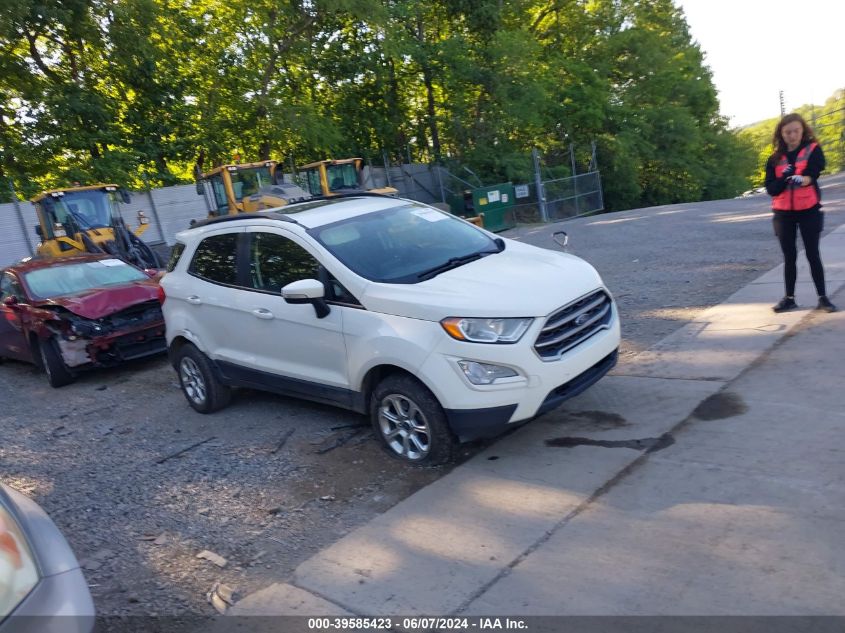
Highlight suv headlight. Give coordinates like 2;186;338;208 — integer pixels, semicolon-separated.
0;506;39;618
441;317;533;343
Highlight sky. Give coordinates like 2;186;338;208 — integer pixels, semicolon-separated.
675;0;845;128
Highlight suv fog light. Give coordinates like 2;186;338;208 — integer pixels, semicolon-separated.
458;360;518;385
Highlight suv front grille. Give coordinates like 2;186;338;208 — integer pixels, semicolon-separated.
534;290;613;360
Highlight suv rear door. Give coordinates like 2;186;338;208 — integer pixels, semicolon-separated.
177;229;246;365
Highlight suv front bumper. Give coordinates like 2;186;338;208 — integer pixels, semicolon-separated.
418;309;621;441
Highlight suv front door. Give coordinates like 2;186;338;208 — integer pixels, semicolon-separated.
232;228;350;403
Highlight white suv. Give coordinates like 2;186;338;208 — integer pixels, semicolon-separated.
160;195;620;464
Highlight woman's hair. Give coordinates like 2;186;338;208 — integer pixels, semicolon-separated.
772;113;816;155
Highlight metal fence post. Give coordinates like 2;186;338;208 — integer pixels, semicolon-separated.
595;171;605;212
532;148;548;222
436;165;446;204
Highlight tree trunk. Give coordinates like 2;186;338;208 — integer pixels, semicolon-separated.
422;65;441;162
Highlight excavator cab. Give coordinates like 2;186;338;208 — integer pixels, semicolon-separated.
196;160;311;218
299;158;398;197
32;185;160;269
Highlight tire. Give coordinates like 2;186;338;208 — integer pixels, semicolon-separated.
175;343;231;413
39;337;75;388
370;374;456;466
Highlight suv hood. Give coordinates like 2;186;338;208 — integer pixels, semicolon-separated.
360;241;605;321
36;282;160;320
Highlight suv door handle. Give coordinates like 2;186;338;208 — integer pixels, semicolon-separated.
252;308;274;320
186;295;202;305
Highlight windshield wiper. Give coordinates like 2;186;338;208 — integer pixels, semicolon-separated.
416;246;500;282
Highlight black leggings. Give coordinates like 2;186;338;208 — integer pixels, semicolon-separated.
772;209;826;297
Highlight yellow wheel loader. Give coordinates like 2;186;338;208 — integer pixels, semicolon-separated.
195;160;311;218
32;185;161;269
299;158;398;198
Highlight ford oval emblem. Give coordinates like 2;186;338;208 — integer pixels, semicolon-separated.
574;314;590;326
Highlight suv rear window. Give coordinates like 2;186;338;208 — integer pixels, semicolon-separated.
188;234;239;285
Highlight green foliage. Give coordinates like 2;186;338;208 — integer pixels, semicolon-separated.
0;0;793;210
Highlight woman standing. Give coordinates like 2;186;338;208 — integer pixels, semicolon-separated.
765;113;835;313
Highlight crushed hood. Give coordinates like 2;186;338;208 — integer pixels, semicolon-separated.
360;240;605;321
38;282;160;320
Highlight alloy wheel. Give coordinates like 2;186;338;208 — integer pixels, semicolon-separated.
180;356;207;405
377;393;431;460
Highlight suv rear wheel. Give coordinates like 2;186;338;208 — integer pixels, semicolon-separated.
370;374;455;465
175;343;231;413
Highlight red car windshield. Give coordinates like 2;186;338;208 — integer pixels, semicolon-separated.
22;259;147;300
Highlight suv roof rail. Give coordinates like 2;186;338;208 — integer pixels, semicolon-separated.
188;193;401;230
188;211;298;229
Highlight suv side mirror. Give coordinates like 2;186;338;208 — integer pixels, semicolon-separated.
2;296;18;307
34;224;43;238
195;181;204;196
120;189;132;204
282;279;330;318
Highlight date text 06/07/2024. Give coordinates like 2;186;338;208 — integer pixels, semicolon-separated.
306;617;528;630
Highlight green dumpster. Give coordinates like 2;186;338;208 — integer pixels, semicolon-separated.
472;182;516;232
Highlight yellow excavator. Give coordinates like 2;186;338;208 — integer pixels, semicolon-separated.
195;157;399;220
298;158;397;198
32;184;161;269
195;160;311;218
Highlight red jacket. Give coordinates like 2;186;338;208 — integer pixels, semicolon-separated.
772;142;820;211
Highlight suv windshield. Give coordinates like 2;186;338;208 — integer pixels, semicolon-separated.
311;204;502;284
23;260;147;299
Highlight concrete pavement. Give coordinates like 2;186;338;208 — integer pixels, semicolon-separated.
228;221;845;618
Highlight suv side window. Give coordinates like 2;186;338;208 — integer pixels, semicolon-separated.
249;232;320;293
188;234;239;285
167;242;186;273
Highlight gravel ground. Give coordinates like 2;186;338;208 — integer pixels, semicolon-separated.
2;173;843;617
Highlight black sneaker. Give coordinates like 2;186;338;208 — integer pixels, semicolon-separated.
772;296;797;313
817;296;837;313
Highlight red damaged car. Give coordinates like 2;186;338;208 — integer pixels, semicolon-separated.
0;254;166;387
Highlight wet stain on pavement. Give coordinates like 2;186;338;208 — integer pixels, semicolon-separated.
691;391;748;420
568;410;629;428
545;432;675;453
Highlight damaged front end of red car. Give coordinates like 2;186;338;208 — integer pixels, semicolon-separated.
36;300;166;370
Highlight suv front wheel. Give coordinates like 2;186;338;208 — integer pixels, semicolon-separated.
175;343;232;413
370;374;456;466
